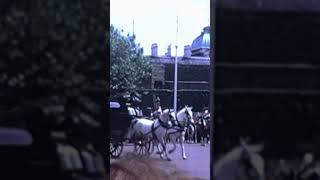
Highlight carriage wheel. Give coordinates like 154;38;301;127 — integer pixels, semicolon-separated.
110;141;123;158
134;140;151;156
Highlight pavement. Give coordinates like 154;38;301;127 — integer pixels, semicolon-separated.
110;143;210;180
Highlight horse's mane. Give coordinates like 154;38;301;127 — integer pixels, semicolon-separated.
177;106;193;116
159;109;173;121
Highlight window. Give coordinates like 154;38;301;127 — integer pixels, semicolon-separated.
154;81;162;89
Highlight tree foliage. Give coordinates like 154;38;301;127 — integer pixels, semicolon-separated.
0;1;107;135
110;25;151;98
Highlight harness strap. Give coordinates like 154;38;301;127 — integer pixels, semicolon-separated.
174;110;193;129
151;123;157;140
173;113;184;128
130;119;138;129
131;118;171;141
158;118;170;129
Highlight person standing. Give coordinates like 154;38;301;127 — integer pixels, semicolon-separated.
154;96;161;110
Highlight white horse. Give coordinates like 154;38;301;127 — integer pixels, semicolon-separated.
126;109;176;161
213;140;265;180
166;106;195;160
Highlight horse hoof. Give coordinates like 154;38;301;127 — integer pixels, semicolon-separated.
183;157;187;160
167;158;171;161
168;150;174;154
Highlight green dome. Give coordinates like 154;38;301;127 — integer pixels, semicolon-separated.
191;26;210;51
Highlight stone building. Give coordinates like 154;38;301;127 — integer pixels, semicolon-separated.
139;26;211;111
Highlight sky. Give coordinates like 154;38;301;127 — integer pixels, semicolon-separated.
110;0;210;56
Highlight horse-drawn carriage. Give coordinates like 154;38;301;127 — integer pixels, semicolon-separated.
109;100;154;158
109;101;128;158
109;93;198;161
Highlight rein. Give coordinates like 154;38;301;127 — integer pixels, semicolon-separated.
176;111;190;128
174;114;184;129
168;110;192;134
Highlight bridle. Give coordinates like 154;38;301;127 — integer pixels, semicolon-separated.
159;112;174;129
171;108;193;131
183;108;193;128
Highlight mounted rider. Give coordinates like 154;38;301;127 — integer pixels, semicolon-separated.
199;109;210;127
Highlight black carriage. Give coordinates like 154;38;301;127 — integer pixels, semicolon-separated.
109;99;153;158
109;101;131;158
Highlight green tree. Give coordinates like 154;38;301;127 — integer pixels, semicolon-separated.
0;1;107;137
110;25;151;99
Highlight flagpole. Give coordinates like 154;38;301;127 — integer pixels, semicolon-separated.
133;18;135;35
173;16;178;113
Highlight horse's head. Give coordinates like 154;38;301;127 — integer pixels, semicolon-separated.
240;141;265;180
177;106;194;126
204;112;210;120
214;140;265;180
160;109;175;128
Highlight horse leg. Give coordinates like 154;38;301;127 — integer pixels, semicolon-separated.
153;137;164;158
185;131;188;143
168;134;177;154
194;128;197;143
201;131;205;146
180;131;187;160
194;129;197;143
160;138;171;161
152;139;161;155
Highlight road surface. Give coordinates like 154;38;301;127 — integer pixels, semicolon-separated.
110;143;210;180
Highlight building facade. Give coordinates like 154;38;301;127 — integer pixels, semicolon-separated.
139;26;210;112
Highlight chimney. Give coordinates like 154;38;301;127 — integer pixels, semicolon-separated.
151;43;158;57
165;44;171;57
184;45;191;58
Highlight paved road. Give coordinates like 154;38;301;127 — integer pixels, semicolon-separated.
110;143;210;180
